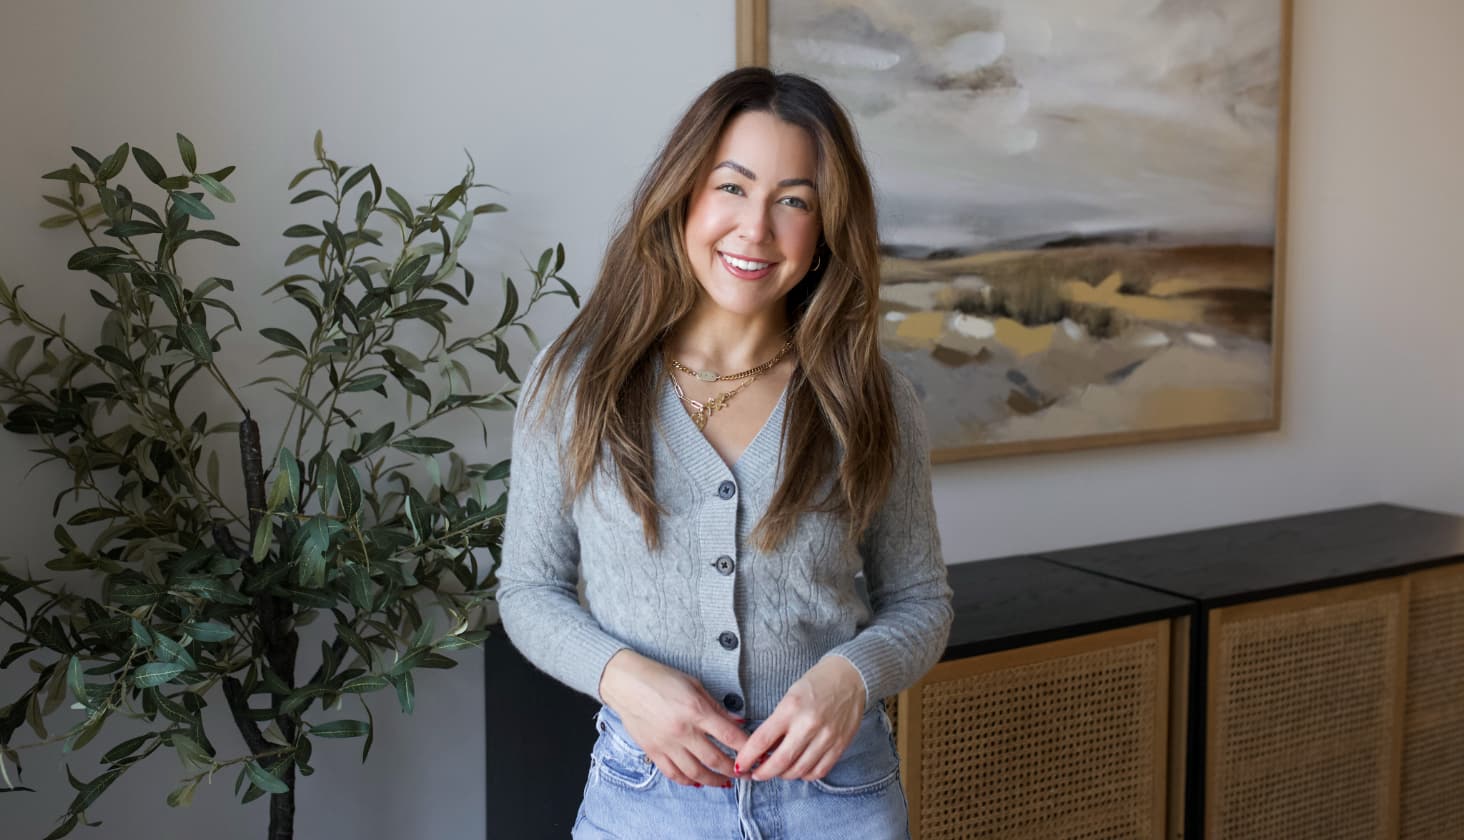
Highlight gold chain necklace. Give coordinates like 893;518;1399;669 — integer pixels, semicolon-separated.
664;339;794;430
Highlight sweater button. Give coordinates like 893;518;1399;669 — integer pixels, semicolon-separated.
722;692;743;713
717;480;736;500
713;555;735;575
718;631;739;650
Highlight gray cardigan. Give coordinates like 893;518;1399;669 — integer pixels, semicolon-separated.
496;345;953;720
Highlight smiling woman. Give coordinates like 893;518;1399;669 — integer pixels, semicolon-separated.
496;66;952;840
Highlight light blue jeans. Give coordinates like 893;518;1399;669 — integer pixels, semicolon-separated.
571;700;911;839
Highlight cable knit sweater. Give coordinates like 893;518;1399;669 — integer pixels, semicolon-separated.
496;345;953;720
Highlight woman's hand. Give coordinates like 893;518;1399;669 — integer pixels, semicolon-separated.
598;649;751;788
733;655;865;782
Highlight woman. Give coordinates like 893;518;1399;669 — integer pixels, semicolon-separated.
497;66;953;839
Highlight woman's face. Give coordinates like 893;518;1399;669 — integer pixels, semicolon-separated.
682;110;822;321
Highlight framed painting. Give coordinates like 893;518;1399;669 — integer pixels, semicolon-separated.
738;0;1292;462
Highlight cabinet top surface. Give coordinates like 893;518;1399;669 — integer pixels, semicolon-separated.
1035;503;1464;603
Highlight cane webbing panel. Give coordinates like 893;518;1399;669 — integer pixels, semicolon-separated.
1401;565;1464;839
1208;581;1403;839
909;625;1167;839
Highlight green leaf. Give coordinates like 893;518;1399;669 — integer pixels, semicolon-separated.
279;447;301;505
340;674;388;693
97;142;130;180
66;656;85;704
385;187;413;219
341;374;386;393
177;133;197;172
178;323;212;362
133;662;186;688
131;147;167;184
104;220;163;238
288;166;319;189
387;299;446;320
182;620;234;642
167;777;200;808
290;189;332;205
244;759;289;795
170;191;214;220
340;564;372;611
260;327;307;354
284;243;319;265
193;173;235;202
392;436;453;455
39;212;76;229
309;719;369;739
388;254;430;290
496;276;519;329
283;224;323;238
252;520;272;564
130;619;152;648
266;469;292;512
472;202;507;215
42;164;89;184
336;456;361;519
395;670;415;714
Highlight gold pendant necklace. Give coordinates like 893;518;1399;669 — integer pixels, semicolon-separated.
664;338;793;429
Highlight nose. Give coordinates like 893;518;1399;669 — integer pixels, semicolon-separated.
737;201;772;244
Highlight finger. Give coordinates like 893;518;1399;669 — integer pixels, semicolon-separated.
701;712;750;755
785;730;836;781
753;729;811;782
804;741;848;782
687;736;737;783
734;720;787;777
662;748;718;788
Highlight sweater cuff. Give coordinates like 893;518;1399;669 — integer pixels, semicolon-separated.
563;625;631;705
821;635;904;710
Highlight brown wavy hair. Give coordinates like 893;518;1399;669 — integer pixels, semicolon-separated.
520;66;897;554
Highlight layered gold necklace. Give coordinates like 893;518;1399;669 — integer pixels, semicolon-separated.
666;338;793;430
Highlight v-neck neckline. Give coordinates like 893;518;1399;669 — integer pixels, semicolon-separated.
656;355;790;477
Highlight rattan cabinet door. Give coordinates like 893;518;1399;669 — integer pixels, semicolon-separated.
1401;563;1464;839
1206;577;1407;839
893;620;1175;840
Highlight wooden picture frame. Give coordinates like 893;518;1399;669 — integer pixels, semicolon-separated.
738;0;1293;463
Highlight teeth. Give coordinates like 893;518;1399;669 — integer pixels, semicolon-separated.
722;253;770;271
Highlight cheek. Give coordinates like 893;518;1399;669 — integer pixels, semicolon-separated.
774;213;821;256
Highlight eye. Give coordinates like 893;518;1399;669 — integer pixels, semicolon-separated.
716;183;744;195
781;196;810;210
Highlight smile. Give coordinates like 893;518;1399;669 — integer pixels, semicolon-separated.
719;251;776;280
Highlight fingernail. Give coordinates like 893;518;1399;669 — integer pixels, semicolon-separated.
734;763;741;774
693;782;702;788
735;717;746;723
722;780;732;788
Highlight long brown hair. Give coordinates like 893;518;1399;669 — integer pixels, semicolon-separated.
520;66;897;554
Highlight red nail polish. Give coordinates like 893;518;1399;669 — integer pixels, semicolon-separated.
734;762;741;774
693;782;702;788
722;780;732;788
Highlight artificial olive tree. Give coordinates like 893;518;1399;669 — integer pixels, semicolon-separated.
0;131;577;838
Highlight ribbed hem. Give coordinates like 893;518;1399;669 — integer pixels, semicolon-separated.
561;624;632;704
821;635;905;709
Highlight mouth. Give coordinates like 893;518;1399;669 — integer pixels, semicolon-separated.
718;250;777;280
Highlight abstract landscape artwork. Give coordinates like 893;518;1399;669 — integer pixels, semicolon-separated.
740;0;1291;461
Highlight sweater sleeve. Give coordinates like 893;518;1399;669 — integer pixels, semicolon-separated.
820;366;954;708
495;347;630;704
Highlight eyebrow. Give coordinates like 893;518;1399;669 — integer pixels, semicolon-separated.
713;160;816;190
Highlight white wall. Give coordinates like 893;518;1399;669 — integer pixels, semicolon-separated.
1;1;1460;837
